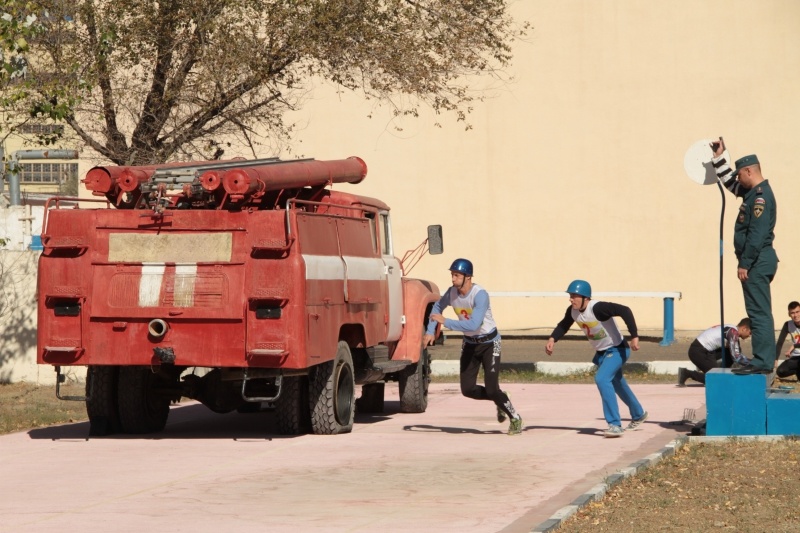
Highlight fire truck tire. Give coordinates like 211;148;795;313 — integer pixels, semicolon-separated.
309;341;355;435
86;366;122;436
399;346;431;413
117;366;171;434
275;376;311;435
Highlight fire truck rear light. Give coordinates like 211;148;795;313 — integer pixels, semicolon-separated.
252;237;294;252
54;301;81;316
44;236;87;249
43;345;83;364
256;306;282;319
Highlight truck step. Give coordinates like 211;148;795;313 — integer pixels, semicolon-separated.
370;360;412;373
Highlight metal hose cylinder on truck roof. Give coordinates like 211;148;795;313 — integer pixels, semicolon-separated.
83;160;216;195
83;157;366;206
217;157;367;196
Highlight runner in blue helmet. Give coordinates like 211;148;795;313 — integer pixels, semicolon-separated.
449;258;473;289
545;280;648;438
566;279;591;310
423;258;523;435
566;279;591;298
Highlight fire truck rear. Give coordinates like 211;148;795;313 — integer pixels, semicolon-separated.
37;156;443;436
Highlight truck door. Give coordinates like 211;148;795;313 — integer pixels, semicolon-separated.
379;212;403;341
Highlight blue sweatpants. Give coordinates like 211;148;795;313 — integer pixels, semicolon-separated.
592;343;645;427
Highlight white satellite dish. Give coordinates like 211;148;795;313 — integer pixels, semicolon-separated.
684;139;730;186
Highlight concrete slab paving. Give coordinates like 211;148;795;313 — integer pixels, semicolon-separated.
0;382;705;533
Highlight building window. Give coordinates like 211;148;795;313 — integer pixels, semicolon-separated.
380;212;392;255
19;162;79;184
16;124;65;135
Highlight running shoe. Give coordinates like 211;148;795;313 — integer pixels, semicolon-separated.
626;411;648;431
508;416;523;436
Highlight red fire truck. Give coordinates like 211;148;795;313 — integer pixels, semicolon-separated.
37;156;443;436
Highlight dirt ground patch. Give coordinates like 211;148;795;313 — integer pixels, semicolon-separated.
559;439;800;532
0;382;86;434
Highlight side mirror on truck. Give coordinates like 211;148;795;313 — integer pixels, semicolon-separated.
427;225;443;255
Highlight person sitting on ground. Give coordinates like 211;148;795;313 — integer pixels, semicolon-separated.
678;318;751;386
775;301;800;381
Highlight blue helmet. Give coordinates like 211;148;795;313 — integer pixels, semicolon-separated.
449;258;473;277
566;279;591;298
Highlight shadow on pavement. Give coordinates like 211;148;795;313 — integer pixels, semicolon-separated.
26;404;294;441
26;400;419;441
403;423;505;435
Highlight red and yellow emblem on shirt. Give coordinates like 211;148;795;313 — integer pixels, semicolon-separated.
754;197;765;218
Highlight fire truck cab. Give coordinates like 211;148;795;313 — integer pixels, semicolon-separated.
37;156;443;436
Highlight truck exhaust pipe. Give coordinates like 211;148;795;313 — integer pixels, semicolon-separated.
148;319;169;338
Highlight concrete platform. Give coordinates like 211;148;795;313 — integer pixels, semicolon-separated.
0;382;705;533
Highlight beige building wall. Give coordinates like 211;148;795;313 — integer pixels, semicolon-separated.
278;0;800;335
6;1;798;339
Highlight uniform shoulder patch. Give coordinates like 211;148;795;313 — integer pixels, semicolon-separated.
755;197;766;205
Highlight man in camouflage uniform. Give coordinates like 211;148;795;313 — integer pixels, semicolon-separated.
712;141;778;375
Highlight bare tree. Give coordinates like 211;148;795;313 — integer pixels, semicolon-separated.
1;0;528;165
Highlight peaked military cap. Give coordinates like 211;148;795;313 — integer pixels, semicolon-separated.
731;154;759;178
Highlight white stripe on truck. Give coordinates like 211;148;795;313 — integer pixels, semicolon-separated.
139;263;166;307
173;263;198;307
303;255;385;280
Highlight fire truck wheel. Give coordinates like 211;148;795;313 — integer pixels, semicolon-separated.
309;341;355;435
399;346;431;413
276;375;311;435
86;366;122;436
117;366;171;434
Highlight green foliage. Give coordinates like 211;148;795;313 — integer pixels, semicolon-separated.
1;1;528;164
0;3;43;104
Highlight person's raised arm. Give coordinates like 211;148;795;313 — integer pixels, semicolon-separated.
711;137;746;198
545;307;575;355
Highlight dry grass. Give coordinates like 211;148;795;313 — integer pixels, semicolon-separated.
560;439;800;532
0;382;88;435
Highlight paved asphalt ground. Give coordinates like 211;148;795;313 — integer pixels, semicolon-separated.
0;335;709;532
0;381;706;533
